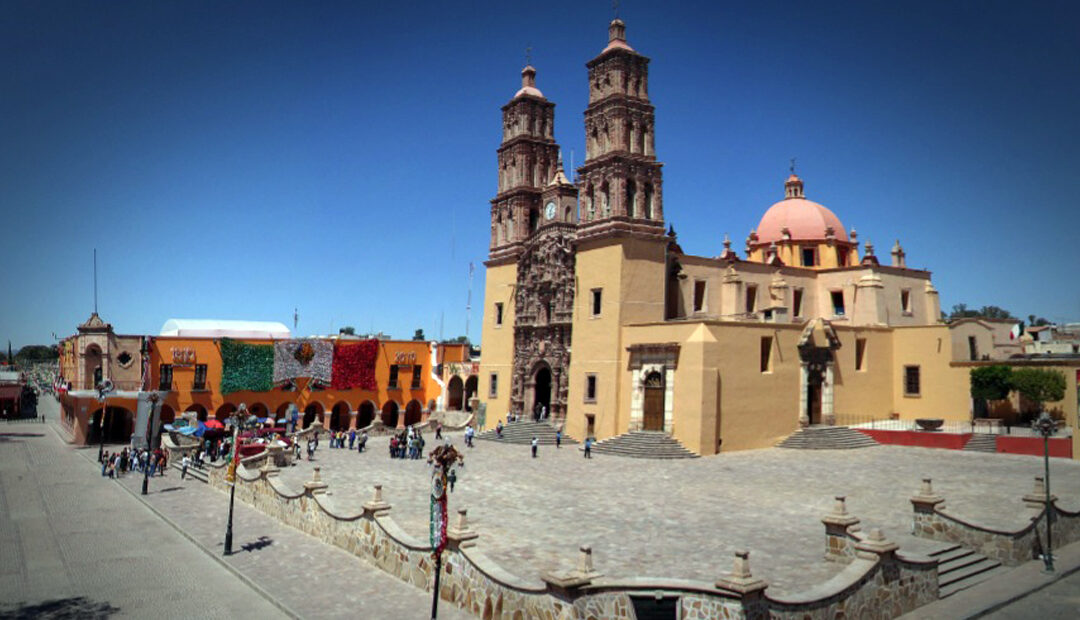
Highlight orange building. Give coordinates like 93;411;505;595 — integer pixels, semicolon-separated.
58;317;461;446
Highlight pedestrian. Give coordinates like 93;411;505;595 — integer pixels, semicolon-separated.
555;429;562;448
531;436;538;458
181;454;190;480
101;451;109;476
496;420;503;439
358;431;368;453
307;438;315;461
435;423;443;440
448;468;457;493
584;437;592;459
349;429;356;450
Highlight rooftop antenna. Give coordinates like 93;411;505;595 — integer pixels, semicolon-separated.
570;149;575;182
465;262;475;342
93;248;98;315
293;307;298;331
439;310;445;342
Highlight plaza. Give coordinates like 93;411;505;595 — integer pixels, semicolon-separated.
274;429;1080;596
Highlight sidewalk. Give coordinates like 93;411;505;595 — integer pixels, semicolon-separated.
72;429;470;619
901;539;1080;619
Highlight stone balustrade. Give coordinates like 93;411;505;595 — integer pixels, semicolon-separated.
174;446;941;619
911;476;1080;566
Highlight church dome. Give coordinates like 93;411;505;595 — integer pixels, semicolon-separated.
514;65;545;99
755;174;848;244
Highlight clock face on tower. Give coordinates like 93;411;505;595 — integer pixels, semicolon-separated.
545;201;556;220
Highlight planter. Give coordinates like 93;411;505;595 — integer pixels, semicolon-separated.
915;418;943;432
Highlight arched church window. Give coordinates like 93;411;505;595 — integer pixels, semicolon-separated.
586;186;595;220
644;184;654;219
601;183;611;216
626;179;637;218
529;208;539;233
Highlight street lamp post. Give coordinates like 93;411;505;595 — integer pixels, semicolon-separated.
142;392;159;495
96;380;114;462
224;403;247;556
1032;411;1057;572
427;442;463;619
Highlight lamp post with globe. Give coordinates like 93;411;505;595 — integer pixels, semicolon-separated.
142;392;160;495
1032;411;1057;572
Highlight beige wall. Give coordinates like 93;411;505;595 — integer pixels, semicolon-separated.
477;262;517;422
566;236;667;442
831;326;895;422
890;325;971;421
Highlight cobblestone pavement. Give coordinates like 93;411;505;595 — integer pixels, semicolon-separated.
0;418;285;619
986;568;1080;619
280;431;1080;595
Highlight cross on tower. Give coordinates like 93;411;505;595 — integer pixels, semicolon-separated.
613;0;620;18
525;45;532;66
790;158;796;174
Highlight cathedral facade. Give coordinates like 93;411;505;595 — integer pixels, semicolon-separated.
479;19;1017;455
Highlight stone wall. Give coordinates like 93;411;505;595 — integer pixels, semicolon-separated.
183;449;940;619
910;477;1080;566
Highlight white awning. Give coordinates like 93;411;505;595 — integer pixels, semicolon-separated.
159;319;291;340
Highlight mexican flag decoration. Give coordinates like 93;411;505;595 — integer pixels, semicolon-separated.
429;473;447;553
273;339;333;384
220;338;275;394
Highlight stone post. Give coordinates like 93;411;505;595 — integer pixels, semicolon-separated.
447;508;479;548
822;496;861;562
910;478;945;538
855;528;898;560
363;483;391;515
715;550;769;619
541;545;603;599
303;466;328;496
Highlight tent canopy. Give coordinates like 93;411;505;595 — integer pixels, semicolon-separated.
159;319;291;339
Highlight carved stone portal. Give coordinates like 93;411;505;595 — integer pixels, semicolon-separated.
511;224;576;423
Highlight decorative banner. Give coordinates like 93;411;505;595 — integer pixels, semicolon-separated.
220;338;274;394
273;339;333;384
330;339;379;390
429;473;448;553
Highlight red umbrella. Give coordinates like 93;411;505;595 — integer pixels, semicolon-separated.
204;419;225;429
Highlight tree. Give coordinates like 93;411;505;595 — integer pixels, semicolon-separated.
14;345;58;364
971;366;1013;401
1011;368;1066;413
413;329;426;341
950;303;978;319
1027;314;1050;327
948;304;1014;321
445;336;469;344
339;326;356;335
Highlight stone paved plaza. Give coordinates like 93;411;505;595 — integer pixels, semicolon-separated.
279;430;1080;595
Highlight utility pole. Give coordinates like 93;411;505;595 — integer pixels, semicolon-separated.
465;263;474;342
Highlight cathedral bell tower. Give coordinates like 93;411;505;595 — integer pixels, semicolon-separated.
489;66;562;262
576;18;665;242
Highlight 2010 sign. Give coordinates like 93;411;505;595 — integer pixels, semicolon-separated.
171;347;196;366
394;351;417;365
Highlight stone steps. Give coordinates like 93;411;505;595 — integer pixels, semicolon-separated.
171;460;210;484
476;420;578;445
777;426;879;450
962;434;998;453
581;431;699;459
930;544;1009;598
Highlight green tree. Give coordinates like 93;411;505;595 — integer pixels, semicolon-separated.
413;328;426;341
339;326;356;335
1011;368;1066;412
14;345;58;364
977;305;1013;319
970;365;1013;401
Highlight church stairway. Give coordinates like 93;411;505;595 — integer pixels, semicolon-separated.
582;431;699;459
930;543;1010;597
962;434;998;453
777;426;879;449
476;420;578;446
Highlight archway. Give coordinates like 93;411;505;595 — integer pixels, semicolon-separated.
303;402;324;429
159;405;175;425
357;401;376;428
92;406;135;443
185;403;208;422
532;366;552;420
464;376;478;412
215;403;237;421
381;400;399;428
330;401;351;431
447;376;464;411
276;402;293;420
404;400;422;426
249;403;269;421
643;371;665;431
84;344;103;390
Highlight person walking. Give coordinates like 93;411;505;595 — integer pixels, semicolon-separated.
181;454;190;480
435;423;443;440
531;436;538;458
101;451;110;476
583;437;592;459
448;468;457;493
348;429;356;450
496;420;503;439
555;429;562;448
358;430;368;453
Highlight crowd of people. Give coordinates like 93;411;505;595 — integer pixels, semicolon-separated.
326;429;368;452
389;427;426;459
100;446;168;478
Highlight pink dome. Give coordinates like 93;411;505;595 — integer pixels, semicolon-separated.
755;198;849;244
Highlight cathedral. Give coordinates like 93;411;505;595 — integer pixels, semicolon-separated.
479;19;1016;455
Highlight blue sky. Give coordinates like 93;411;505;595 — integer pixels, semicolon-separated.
3;1;1078;348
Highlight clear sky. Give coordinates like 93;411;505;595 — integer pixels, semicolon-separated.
3;1;1078;349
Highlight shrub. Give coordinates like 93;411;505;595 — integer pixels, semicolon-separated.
970;365;1013;401
1010;368;1066;411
